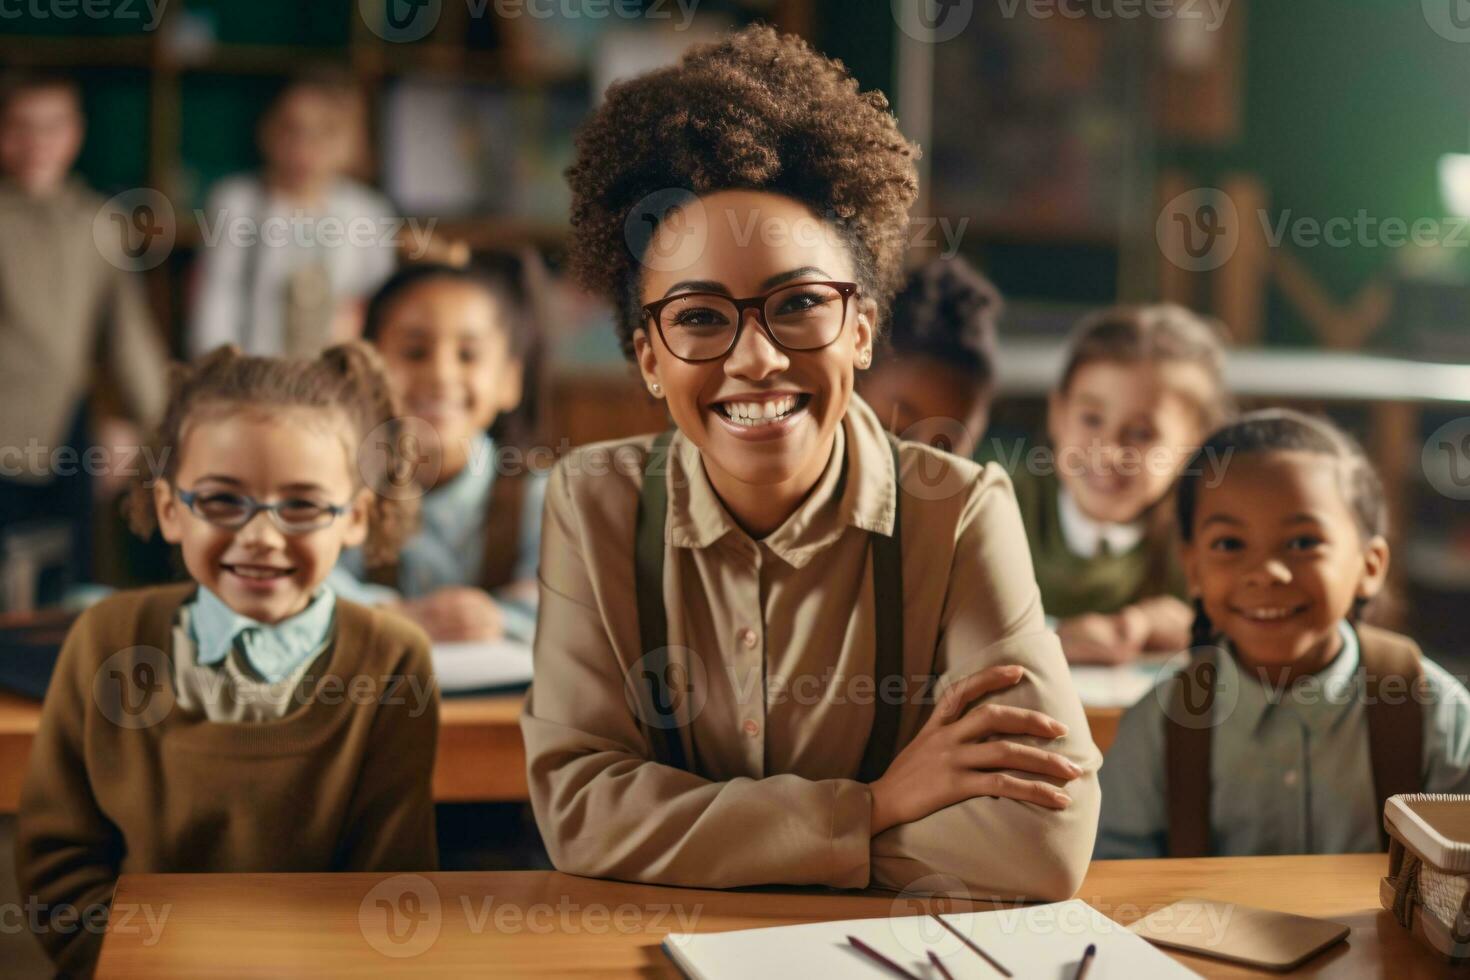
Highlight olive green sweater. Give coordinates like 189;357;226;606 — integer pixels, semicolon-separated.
15;583;439;977
1010;467;1187;619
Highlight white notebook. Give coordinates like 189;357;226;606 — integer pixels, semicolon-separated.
1070;654;1180;709
430;640;533;694
663;899;1200;979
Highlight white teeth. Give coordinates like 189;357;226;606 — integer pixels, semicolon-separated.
718;396;800;425
1242;607;1298;621
230;565;289;580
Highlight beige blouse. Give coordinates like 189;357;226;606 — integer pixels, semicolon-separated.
521;395;1102;899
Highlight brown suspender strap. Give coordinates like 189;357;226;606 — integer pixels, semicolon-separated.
364;464;527;593
857;436;907;783
1357;624;1425;848
1165;652;1218;858
1167;628;1426;856
634;430;687;770
478;469;527;592
633;430;906;776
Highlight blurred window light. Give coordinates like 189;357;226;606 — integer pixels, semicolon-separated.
1438;152;1470;219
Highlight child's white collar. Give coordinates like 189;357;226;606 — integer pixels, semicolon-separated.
1056;484;1146;558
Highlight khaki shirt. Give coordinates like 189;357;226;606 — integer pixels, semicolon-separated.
522;395;1102;899
0;178;169;480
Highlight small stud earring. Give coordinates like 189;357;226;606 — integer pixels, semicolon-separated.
858;350;872;368
649;382;663;396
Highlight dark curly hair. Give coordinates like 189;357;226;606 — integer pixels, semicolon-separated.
885;257;1002;386
565;24;920;359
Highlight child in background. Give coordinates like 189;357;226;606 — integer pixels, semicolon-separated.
858;256;1001;459
329;261;546;644
1096;409;1470;858
188;71;397;359
1011;304;1232;664
0;70;170;592
16;343;438;977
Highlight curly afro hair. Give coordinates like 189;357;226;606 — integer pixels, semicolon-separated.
566;24;920;360
886;257;1002;386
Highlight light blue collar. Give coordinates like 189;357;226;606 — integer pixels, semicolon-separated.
421;432;495;541
189;585;337;683
1221;620;1360;734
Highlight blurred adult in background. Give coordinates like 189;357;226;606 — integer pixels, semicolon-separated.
188;71;397;360
0;70;169;599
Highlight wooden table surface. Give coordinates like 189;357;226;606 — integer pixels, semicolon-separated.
94;854;1441;978
0;689;1124;812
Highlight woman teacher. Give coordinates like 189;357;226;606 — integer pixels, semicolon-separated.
521;25;1101;898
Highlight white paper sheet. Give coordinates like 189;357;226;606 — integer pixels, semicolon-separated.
1069;654;1181;709
430;640;533;694
663;899;1201;980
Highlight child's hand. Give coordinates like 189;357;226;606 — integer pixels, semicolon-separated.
1056;613;1143;665
396;588;505;642
1130;595;1194;652
1116;604;1152;651
868;665;1081;835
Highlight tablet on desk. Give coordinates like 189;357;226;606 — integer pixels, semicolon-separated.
1129;900;1349;971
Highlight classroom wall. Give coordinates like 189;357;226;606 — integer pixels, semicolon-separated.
1164;0;1470;351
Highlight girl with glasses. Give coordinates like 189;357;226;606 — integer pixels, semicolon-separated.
521;26;1101;898
16;342;438;976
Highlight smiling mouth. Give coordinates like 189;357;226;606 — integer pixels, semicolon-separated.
712;393;812;428
1082;471;1130;493
1230;603;1309;623
222;562;295;582
411;399;466;418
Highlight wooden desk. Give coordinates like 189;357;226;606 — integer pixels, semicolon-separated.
95;854;1440;978
0;693;1123;812
0;690;35;813
433;694;527;803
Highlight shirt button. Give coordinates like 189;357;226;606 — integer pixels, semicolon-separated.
739;628;758;649
742;719;760;737
1283;770;1299;788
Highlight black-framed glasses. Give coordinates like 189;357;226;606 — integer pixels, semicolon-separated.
175;487;350;535
641;280;859;363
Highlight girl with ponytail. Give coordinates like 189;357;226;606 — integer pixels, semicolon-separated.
1096;409;1470;859
17;342;438;977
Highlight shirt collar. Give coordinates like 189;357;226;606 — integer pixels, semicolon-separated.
1218;620;1360;735
190;584;337;683
665;393;897;568
1056;484;1146;558
0;175;87;211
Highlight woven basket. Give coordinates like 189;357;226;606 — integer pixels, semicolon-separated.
1381;794;1470;963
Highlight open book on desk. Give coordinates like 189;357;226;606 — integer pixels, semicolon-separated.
430;640;533;695
1069;653;1182;709
663;899;1200;979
